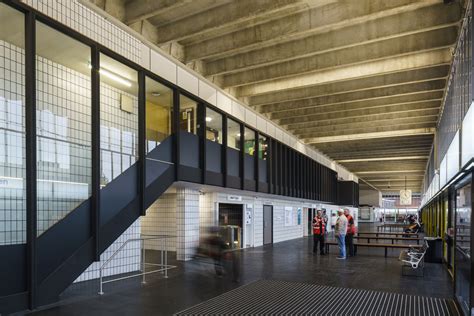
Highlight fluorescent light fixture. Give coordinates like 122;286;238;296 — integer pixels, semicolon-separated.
236;133;241;137
151;92;161;97
100;68;132;87
87;62;132;88
205;116;212;122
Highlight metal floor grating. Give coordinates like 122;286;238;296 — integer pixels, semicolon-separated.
175;280;459;316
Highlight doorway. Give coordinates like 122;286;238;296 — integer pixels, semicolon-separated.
219;203;243;248
307;208;315;236
263;205;273;245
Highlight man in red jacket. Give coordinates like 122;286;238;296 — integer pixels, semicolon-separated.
344;209;356;257
312;210;326;255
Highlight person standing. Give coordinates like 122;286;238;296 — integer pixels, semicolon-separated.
335;209;348;260
312;210;326;255
344;209;356;257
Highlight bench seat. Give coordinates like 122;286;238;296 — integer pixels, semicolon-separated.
325;241;422;257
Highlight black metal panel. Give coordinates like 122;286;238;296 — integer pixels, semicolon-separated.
100;164;138;226
258;182;269;193
205;171;224;187
25;9;37;310
244;179;256;191
99;199;140;253
258;159;267;183
227;148;240;177
36;199;91;283
91;45;100;260
0;244;27;296
179;131;200;168
337;181;358;206
206;140;222;173
37;238;94;306
144;165;175;208
244;154;255;180
147;135;173;162
138;71;146;216
227;175;241;189
179;165;202;183
0;292;28;315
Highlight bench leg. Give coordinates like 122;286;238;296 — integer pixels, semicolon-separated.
385;247;387;257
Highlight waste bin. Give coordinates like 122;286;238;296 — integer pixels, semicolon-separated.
424;237;443;263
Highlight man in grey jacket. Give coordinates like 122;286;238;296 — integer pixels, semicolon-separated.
335;210;348;259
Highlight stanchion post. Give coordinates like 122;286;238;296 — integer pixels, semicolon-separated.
142;239;146;284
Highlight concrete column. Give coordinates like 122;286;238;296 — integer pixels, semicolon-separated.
176;188;200;261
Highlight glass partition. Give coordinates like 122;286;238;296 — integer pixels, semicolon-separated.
205;107;222;144
244;127;256;156
145;77;172;153
227;118;241;150
100;53;138;187
36;22;92;235
259;134;268;160
179;95;198;134
455;178;472;314
0;4;25;244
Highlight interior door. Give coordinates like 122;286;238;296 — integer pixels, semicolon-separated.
263;205;273;245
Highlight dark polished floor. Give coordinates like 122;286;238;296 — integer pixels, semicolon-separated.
26;226;453;316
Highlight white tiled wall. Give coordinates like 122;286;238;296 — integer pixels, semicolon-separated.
199;192;217;238
176;187;200;261
141;193;177;252
74;219;141;282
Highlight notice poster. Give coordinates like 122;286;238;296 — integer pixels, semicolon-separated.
284;207;293;226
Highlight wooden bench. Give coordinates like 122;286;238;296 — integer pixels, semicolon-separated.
325;241;422;257
377;224;408;232
354;236;423;245
358;231;419;238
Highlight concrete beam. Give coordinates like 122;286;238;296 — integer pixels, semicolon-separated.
292;115;437;136
285;108;439;130
261;81;444;115
220;27;457;88
124;0;191;25
356;170;426;175
304;128;435;144
317;141;433;153
298;122;436;139
279;102;440;126
128;19;159;43
336;156;429;163
329;149;432;160
237;49;451;96
185;0;438;61
204;3;461;76
154;0;308;44
159;41;186;62
247;65;449;106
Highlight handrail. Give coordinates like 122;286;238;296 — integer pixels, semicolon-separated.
98;234;176;295
145;157;175;165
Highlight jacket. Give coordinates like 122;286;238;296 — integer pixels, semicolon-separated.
312;216;326;235
346;214;356;235
335;215;348;235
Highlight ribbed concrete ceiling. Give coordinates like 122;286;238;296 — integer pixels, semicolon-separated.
91;0;465;192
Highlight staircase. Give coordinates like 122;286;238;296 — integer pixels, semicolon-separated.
35;137;175;306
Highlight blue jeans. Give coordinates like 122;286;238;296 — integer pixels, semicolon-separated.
337;234;346;258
